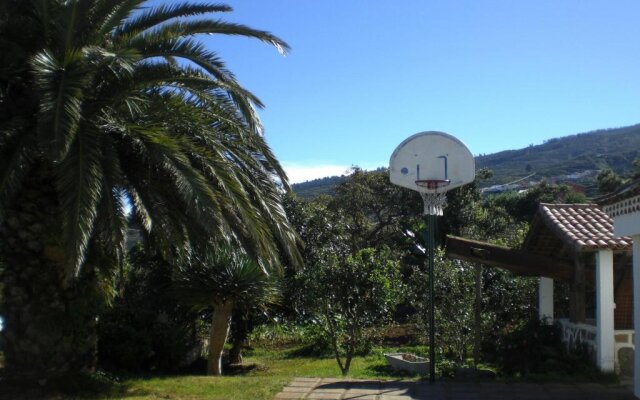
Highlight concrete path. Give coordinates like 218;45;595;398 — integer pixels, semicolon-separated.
275;377;636;399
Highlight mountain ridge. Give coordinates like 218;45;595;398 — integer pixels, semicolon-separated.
292;123;640;199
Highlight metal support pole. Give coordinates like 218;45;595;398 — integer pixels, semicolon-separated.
426;213;436;383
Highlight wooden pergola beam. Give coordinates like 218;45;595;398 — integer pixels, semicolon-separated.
445;235;574;281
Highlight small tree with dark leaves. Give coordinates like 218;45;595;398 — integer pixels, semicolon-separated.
301;247;403;375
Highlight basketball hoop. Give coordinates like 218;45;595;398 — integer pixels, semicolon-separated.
390;131;475;383
415;179;450;191
420;192;447;216
415;180;450;216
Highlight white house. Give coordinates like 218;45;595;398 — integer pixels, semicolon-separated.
446;203;635;374
597;179;640;397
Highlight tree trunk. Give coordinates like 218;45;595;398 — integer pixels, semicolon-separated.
229;313;247;365
207;301;234;375
0;168;103;381
228;336;244;365
343;345;354;376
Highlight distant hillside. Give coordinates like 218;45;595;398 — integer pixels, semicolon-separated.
292;124;640;198
291;175;347;199
477;124;640;187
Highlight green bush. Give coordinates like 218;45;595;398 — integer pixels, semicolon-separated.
494;317;592;377
249;323;307;347
297;247;404;374
97;247;205;372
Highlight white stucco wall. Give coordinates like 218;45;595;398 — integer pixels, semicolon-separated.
613;212;640;237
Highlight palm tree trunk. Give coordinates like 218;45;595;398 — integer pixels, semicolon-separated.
0;167;102;381
207;301;234;375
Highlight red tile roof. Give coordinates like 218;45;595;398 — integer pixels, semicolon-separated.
538;203;633;251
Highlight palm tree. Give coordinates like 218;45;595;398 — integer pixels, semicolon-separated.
173;248;278;375
0;1;300;379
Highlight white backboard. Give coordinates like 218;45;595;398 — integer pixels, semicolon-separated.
389;131;475;193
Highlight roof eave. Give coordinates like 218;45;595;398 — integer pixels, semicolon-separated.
595;178;640;206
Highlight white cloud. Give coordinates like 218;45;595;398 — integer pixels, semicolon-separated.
282;162;386;184
282;163;352;184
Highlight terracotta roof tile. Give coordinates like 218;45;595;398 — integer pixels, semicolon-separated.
538;203;633;251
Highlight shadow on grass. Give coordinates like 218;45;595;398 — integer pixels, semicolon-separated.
365;362;420;378
225;362;269;376
0;370;149;399
284;344;333;359
174;356;269;377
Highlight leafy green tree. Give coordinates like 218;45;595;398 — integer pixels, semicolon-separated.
329;168;422;252
299;248;403;375
286;167;540;370
284;194;350;269
0;0;299;379
282;170;420;325
406;168;535;368
409;250;474;363
632;157;640;180
280;194;350;321
173;248;278;375
595;158;640;195
485;182;586;223
597;168;625;194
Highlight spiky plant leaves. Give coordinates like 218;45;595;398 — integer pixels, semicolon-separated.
174;248;279;310
173;247;279;375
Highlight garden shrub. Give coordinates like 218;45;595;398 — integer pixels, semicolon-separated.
494;316;592;377
408;250;475;363
97;247;205;372
249;323;310;348
297;247;404;374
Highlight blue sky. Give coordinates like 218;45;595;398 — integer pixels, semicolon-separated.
198;1;640;183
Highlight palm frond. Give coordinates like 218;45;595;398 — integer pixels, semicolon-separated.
114;2;232;38
56;126;104;277
93;137;127;262
141;19;290;55
83;45;139;80
127;124;222;220
31;49;89;161
3;0;300;282
127;36;263;104
127;187;152;233
96;0;145;37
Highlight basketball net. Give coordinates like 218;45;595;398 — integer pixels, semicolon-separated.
420;192;447;216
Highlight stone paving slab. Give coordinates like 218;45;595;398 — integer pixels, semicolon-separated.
275;392;307;399
275;377;636;399
284;386;314;392
343;395;377;400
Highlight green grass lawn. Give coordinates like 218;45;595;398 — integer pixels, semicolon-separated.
3;346;423;400
104;350;414;400
1;344;620;399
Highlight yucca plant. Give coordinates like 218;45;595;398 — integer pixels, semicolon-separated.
0;1;300;379
173;248;279;375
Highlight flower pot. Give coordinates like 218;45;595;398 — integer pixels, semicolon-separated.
384;352;429;375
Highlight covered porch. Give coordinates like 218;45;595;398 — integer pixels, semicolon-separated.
597;179;640;397
445;203;633;374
